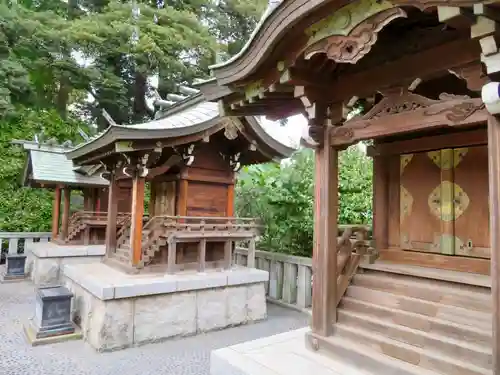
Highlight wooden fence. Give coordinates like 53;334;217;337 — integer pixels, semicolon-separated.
0;232;51;257
234;247;313;313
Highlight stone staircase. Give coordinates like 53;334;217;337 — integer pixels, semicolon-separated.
322;263;492;375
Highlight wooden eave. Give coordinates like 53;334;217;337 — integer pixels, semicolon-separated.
67;118;224;164
210;0;494;87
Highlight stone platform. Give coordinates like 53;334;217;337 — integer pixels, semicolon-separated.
62;262;268;352
26;242;105;286
210;328;370;375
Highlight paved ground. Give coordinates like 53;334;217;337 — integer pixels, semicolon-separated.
0;281;308;375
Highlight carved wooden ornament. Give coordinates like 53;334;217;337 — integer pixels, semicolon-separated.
329;90;487;145
304;7;407;64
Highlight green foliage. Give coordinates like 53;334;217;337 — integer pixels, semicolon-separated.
236;147;372;257
0;107;87;231
0;0;266;232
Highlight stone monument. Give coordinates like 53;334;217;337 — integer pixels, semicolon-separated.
1;254;27;282
24;285;82;346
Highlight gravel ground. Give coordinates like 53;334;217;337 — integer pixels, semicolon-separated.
0;281;308;375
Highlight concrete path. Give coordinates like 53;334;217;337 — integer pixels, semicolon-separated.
0;281;308;375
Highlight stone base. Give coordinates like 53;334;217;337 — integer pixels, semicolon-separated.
23;319;82;346
26;242;105;286
0;269;27;283
210;328;367;375
63;263;268;352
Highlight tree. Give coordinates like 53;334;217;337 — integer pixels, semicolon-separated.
236;146;373;257
0;107;88;231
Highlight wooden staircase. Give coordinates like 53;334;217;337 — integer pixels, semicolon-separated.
321;262;492;375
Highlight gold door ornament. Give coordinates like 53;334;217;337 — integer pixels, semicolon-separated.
427;181;469;222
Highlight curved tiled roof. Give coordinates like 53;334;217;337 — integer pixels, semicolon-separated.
66;92;295;162
16;141;109;187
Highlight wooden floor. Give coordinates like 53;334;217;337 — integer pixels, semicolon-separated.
379;248;490;275
360;260;491;287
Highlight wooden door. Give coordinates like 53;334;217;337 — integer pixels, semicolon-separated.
400;151;442;253
453;146;490;259
400;147;490;258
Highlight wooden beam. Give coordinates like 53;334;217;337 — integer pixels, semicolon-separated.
311;126;338;337
373;155;389;251
330;98;487;146
438;6;475;29
130;174;145;266
105;173;119;253
488;113;500;375
369;128;487;156
328;38;481;102
61;186;71;240
51;186;61;239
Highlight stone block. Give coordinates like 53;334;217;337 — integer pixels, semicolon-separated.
114;278;177;299
227;268;269;286
31;257;60;286
177;272;228;292
87;298;134;351
247;283;266;321
134;292;196;344
32;286;75;339
227;286;247;326
60;256;102;267
197;288;227;332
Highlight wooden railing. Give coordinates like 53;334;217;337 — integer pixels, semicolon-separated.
138;216;262;268
0;232;51;259
234;225;373;313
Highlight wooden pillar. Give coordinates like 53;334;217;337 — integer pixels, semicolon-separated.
176;179;188;216
51;186;61;239
105;173;119;253
227;184;235;217
130;174;145;266
311;130;339;337
487;114;500;374
224;240;232;269
60;186;71;240
373;154;390;250
83;188;91;211
198;239;206;272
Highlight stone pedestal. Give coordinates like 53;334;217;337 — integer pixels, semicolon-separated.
33;286;75;338
24;285;82;346
1;254;27;282
63;262;269;352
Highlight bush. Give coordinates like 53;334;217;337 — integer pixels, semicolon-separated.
235;146;372;257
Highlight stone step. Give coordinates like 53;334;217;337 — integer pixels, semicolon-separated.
353;271;490;313
340;297;491;348
337;309;492;370
345;285;491;332
334;323;491;375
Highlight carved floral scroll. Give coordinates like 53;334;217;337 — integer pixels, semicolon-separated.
303;7;407;64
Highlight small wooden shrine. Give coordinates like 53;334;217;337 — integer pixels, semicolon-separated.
198;1;500;374
17;140;131;245
66;87;294;273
